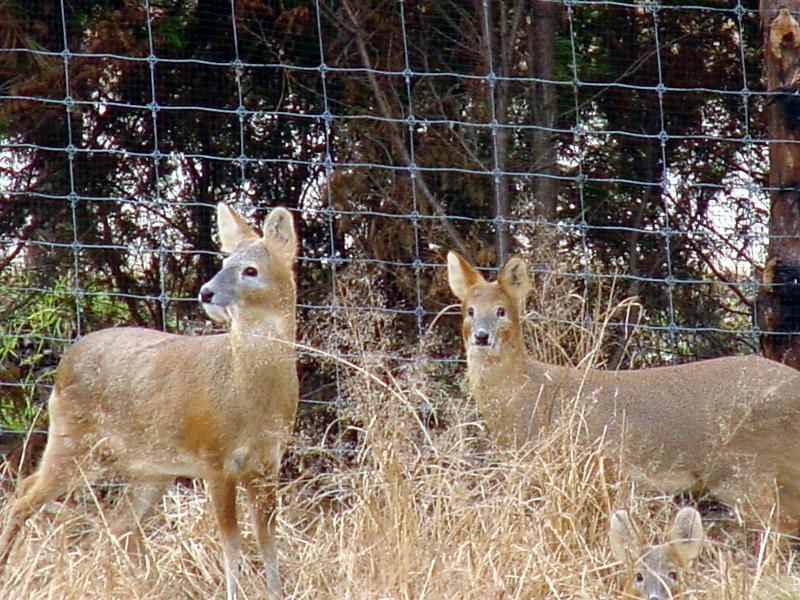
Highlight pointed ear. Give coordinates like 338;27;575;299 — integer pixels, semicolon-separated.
263;206;297;262
447;251;484;302
609;510;640;563
667;507;704;564
217;203;258;253
498;257;531;305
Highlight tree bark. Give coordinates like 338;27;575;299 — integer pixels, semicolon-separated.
528;0;559;223
758;2;800;367
478;0;514;265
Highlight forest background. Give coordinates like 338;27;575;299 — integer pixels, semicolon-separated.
0;0;777;440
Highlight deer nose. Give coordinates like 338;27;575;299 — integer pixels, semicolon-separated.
199;287;215;304
473;329;491;346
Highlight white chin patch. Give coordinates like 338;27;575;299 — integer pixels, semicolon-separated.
469;343;494;354
202;303;230;324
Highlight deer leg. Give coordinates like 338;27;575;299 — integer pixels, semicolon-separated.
208;477;240;600
245;475;284;600
0;431;82;569
108;479;169;556
772;480;800;542
723;474;784;538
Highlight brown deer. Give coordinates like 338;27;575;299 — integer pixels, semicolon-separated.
447;251;800;534
0;204;299;600
608;507;705;599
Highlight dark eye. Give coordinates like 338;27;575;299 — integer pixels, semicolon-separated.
496;307;506;318
467;307;475;318
242;266;259;277
667;571;678;582
634;572;644;585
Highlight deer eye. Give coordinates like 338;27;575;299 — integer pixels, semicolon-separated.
667;570;678;582
496;307;506;318
242;266;259;278
634;572;645;586
467;306;475;318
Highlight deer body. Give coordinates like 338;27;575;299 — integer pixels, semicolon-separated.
448;251;800;530
0;204;299;600
51;326;296;480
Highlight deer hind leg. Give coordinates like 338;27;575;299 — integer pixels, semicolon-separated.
108;479;169;557
245;475;283;600
208;476;241;600
773;467;800;542
776;487;800;543
719;471;786;538
0;428;84;569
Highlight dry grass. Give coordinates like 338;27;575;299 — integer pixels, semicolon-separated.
2;261;800;598
4;376;800;599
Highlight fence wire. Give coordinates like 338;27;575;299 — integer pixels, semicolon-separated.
0;1;782;466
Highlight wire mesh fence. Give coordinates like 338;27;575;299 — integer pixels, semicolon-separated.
0;0;778;462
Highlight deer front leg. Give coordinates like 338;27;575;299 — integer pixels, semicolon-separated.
208;477;241;600
245;474;284;599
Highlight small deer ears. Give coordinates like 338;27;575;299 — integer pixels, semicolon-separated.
609;508;705;566
216;204;296;261
667;507;704;564
448;252;531;303
262;206;297;262
498;257;531;303
447;251;484;301
609;510;641;563
217;203;258;253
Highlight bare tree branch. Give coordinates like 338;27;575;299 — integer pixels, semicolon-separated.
338;0;472;260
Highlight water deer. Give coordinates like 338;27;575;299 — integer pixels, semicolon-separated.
447;251;800;534
0;204;299;600
608;507;705;600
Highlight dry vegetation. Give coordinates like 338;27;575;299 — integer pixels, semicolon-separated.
2;255;800;599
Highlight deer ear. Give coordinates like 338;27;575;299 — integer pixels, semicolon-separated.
609;510;640;563
263;207;297;262
447;251;484;301
667;507;704;564
217;203;258;254
498;257;531;305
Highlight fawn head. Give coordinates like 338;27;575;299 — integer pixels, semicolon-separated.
447;251;531;358
199;203;297;327
609;507;704;600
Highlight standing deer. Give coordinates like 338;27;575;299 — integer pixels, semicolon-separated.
608;507;705;600
0;204;299;600
447;251;800;534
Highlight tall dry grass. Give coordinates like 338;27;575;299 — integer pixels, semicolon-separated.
2;256;800;598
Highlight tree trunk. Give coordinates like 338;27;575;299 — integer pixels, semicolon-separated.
528;0;559;223
479;0;512;265
758;2;800;367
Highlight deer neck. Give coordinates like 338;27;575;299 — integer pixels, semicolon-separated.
466;336;552;445
228;302;297;385
230;297;296;343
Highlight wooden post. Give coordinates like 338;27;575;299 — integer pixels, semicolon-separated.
759;2;800;367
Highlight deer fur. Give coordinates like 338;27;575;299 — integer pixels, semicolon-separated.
447;250;800;533
609;507;704;600
0;204;299;600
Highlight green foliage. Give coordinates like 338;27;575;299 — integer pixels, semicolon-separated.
0;271;130;430
0;275;75;430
